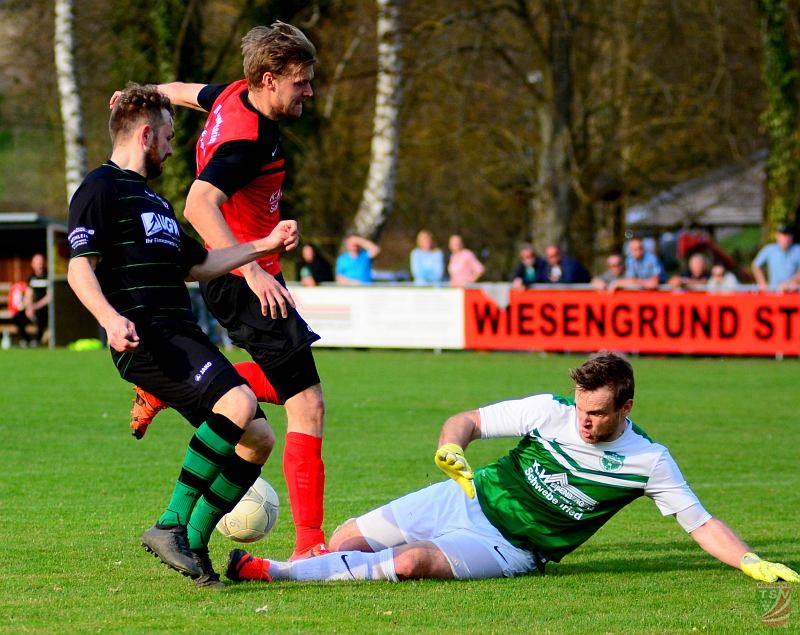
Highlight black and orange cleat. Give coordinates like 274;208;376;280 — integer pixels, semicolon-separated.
129;386;167;440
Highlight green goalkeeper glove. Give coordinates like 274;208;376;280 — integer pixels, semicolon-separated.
434;443;475;499
740;552;800;583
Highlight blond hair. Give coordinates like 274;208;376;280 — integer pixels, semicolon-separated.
241;21;317;88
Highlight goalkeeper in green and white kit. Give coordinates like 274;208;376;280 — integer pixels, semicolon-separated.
226;352;799;584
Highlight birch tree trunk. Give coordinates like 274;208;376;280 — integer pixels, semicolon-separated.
350;0;402;240
54;0;86;204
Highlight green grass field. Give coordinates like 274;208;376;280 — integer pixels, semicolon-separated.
1;348;798;633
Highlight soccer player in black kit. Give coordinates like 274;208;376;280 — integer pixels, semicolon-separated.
67;83;298;588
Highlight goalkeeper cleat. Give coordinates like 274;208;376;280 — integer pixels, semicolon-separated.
141;523;200;577
289;542;330;562
191;548;225;589
129;386;167;439
226;549;272;582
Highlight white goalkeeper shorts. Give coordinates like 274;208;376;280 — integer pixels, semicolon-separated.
354;479;538;579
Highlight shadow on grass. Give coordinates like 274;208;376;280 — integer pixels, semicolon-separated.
549;535;800;577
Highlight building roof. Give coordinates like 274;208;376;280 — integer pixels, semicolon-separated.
626;151;765;230
0;212;68;232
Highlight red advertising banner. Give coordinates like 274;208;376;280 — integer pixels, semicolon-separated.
464;289;800;356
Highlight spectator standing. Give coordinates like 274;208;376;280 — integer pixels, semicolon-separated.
297;243;333;287
543;245;591;284
336;235;380;285
11;253;50;347
751;225;800;291
510;244;547;289
668;253;710;290
592;254;625;290
409;229;445;285
447;234;485;287
613;238;664;290
706;264;739;291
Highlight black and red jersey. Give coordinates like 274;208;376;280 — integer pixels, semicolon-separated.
196;80;285;276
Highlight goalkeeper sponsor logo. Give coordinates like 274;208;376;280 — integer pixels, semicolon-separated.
524;460;597;520
757;583;792;627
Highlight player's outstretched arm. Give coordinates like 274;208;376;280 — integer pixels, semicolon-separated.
156;82;207;111
109;82;207;112
690;517;799;582
189;220;299;282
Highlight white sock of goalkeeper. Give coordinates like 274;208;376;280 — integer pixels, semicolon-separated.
268;549;398;582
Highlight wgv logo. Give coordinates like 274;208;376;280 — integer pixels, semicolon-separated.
141;212;180;238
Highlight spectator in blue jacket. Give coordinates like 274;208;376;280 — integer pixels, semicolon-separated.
336;235;381;285
543;245;591;284
409;230;445;285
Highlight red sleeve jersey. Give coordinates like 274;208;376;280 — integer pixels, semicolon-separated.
196;79;285;276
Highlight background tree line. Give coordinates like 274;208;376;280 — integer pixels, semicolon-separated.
0;0;798;279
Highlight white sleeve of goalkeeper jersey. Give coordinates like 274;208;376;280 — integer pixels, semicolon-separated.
674;503;712;533
645;451;709;526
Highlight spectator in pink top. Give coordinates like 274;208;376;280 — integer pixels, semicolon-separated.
447;234;485;287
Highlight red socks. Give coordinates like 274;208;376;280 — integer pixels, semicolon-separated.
233;361;280;404
283;432;326;552
233;363;326;553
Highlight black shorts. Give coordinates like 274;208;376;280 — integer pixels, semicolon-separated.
112;322;247;427
201;272;321;400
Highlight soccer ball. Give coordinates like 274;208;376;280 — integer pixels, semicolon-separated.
216;477;280;543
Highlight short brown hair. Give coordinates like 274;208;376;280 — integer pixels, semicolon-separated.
569;352;634;408
241;21;317;88
109;83;173;144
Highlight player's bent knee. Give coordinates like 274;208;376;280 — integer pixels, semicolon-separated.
215;384;259;427
393;542;454;580
237;418;275;464
330;519;372;552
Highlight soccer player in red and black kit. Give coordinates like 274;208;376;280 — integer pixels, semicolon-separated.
122;22;328;560
68;84;299;587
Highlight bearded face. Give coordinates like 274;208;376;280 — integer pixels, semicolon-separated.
144;111;174;179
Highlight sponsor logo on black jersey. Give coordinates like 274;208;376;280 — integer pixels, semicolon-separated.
141;211;180;248
68;225;94;251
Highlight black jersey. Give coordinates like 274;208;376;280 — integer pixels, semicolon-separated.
67;161;208;329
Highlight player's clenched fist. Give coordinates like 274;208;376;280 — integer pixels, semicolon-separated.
740;552;800;583
435;443;475;499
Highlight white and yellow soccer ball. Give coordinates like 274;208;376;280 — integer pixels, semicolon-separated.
216;477;280;543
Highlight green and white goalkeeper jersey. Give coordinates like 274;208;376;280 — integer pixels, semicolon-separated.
474;394;702;562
